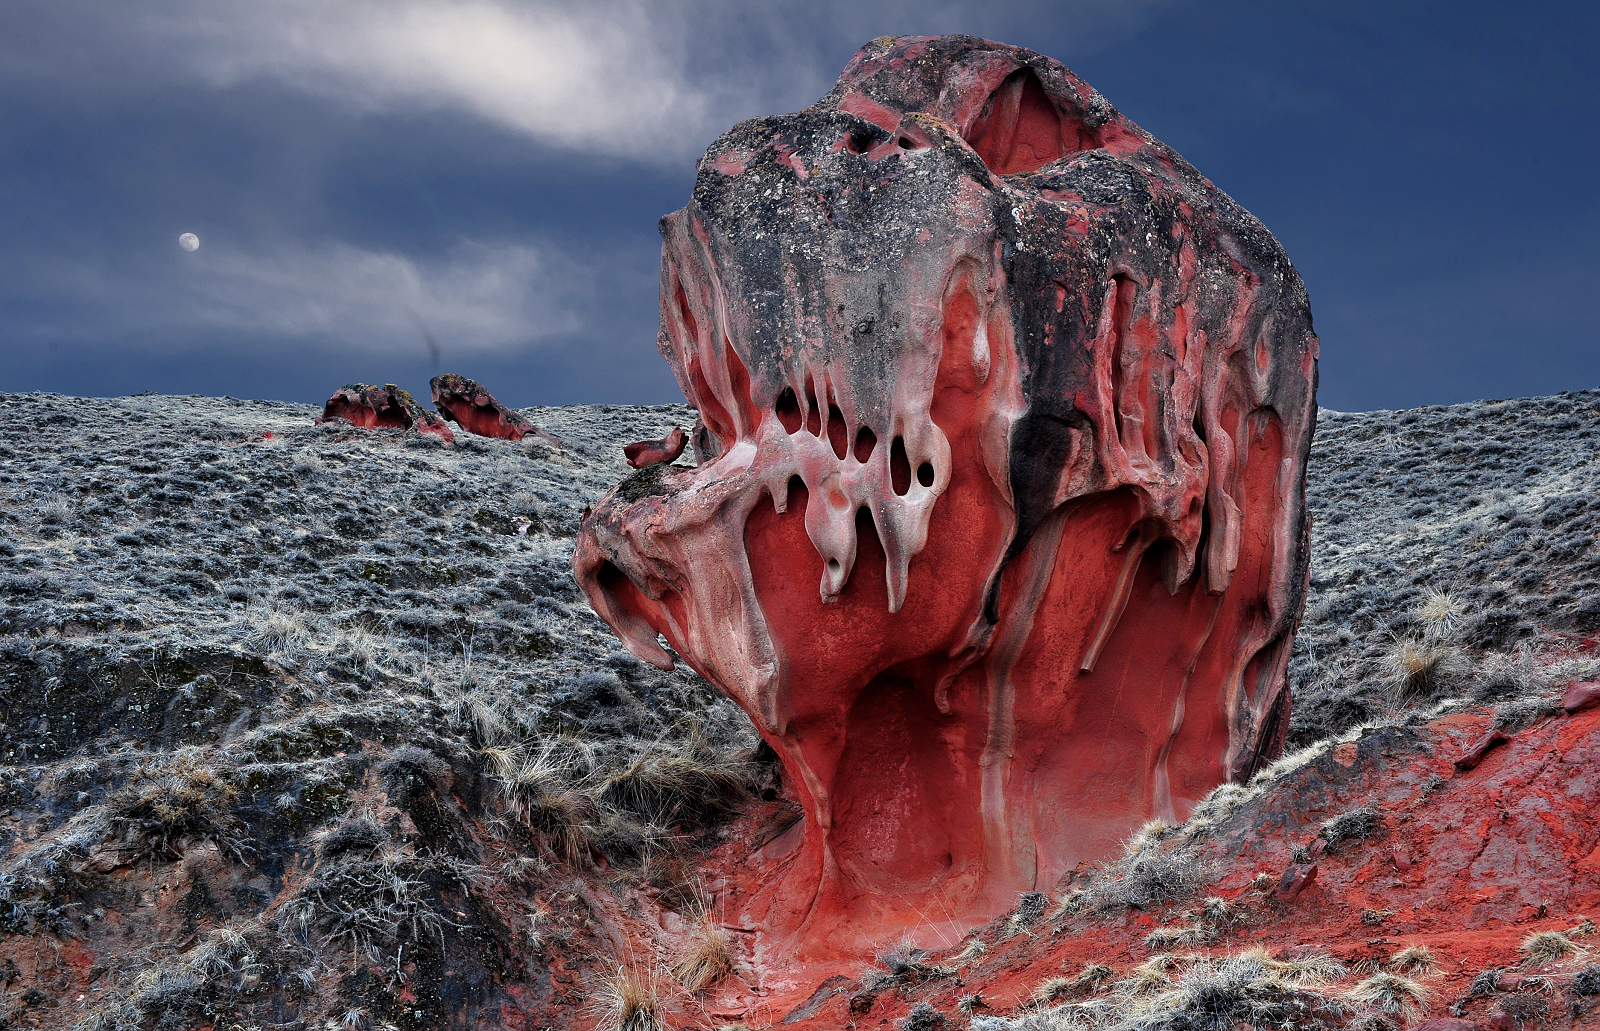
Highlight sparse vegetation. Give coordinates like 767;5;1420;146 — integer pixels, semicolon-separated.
594;966;664;1031
1520;930;1585;967
1319;806;1382;851
672;910;733;993
1350;972;1431;1018
6;389;1600;1029
1387;944;1437;976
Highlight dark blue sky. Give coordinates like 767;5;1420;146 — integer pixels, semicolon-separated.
2;1;1595;412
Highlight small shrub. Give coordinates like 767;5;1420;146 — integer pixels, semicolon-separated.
900;1001;945;1029
1319;806;1381;851
1497;992;1550;1027
1570;964;1600;996
105;760;249;863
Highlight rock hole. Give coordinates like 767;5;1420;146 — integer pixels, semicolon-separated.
845;127;878;154
917;462;935;488
776;388;802;434
804;381;822;436
962;67;1100;175
897;136;915;149
853;425;877;463
890;437;911;496
786;474;808;512
827;557;842;575
827;405;849;460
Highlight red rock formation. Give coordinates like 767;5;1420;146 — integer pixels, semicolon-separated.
428;373;556;443
624;427;688;468
317;383;454;442
574;35;1318;957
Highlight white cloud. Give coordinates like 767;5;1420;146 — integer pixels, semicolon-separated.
97;0;1173;165
164;1;719;162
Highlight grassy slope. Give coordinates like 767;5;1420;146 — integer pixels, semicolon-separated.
0;389;1596;1030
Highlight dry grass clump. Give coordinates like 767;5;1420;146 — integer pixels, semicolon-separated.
672;911;733;993
1072;837;1205;913
275;814;449;961
900;1001;947;1029
1570;964;1600;997
1005;891;1050;936
1382;636;1464;699
1134;951;1344;1031
594;966;664;1031
1387;944;1436;976
1350;972;1431;1017
76;926;269;1031
861;940;953;992
1145;925;1210;949
1414;590;1465;642
104;758;250;863
488;739;599;864
598;731;758;829
1520;930;1586;967
1319;806;1382;852
1123;819;1173;856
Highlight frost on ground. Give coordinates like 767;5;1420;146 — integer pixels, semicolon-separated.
1291;390;1600;746
0;388;1596;1029
0;391;764;1030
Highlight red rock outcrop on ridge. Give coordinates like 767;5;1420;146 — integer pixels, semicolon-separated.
574;35;1318;957
316;383;454;442
429;373;556;443
624;426;688;468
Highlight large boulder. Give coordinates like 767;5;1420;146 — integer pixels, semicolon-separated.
316;383;454;442
574;34;1317;954
429;373;556;443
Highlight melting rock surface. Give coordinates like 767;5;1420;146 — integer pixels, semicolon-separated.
575;34;1319;952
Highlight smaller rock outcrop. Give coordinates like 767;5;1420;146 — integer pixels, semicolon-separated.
623;427;687;469
317;384;454;442
429;374;556;443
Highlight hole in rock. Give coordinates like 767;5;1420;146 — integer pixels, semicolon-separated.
804;381;822;436
890;437;911;496
827;557;842;575
962;67;1098;175
855;506;883;565
917;462;935;488
827;405;849;460
776;388;802;434
897;136;915;149
853;425;877;463
845;127;878;154
786;474;808;512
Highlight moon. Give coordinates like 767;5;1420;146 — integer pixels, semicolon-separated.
178;233;199;252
